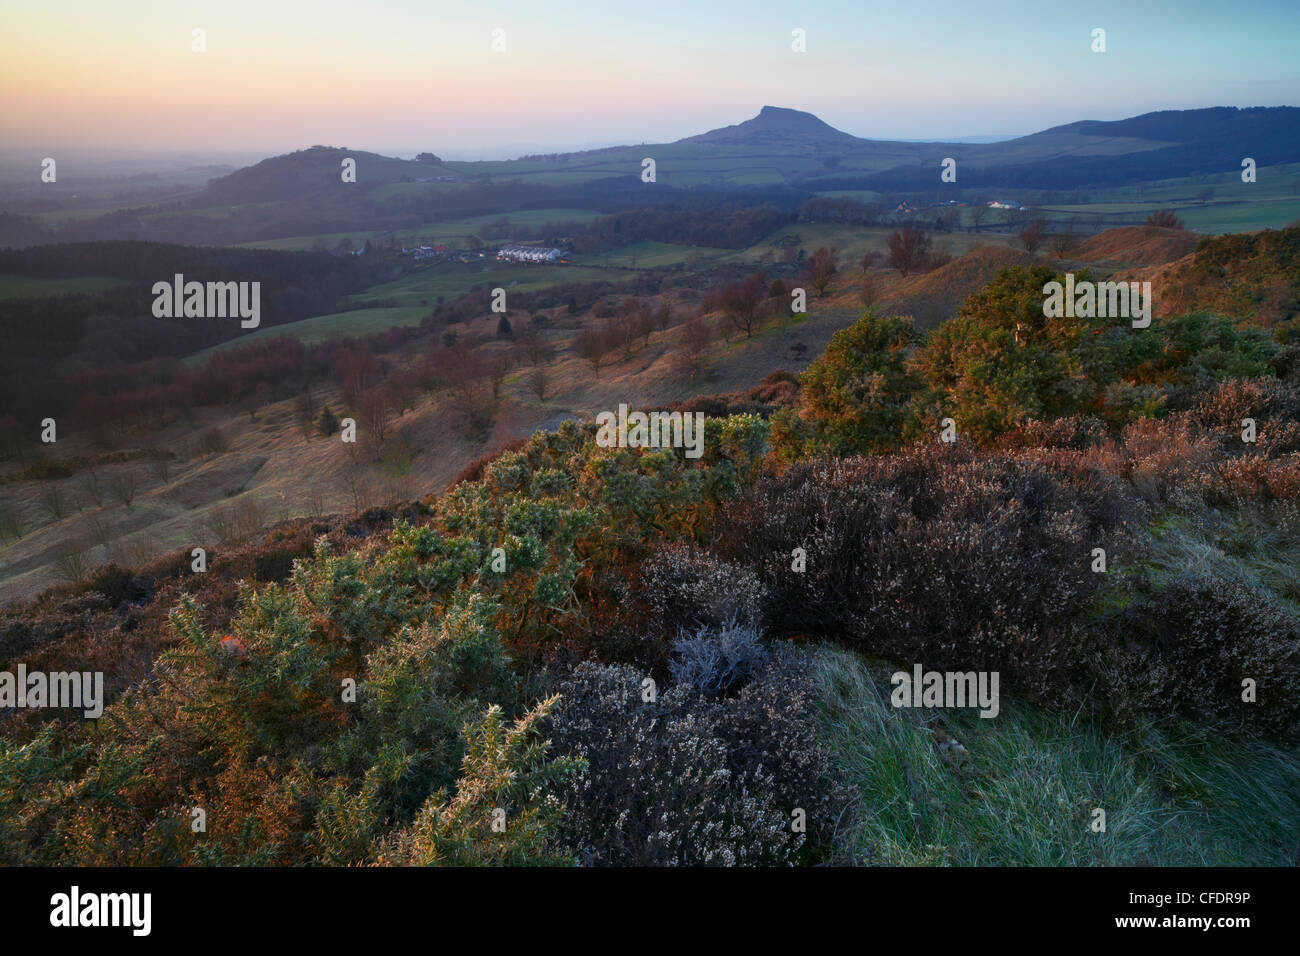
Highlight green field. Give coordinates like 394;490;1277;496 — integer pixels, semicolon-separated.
0;273;129;299
366;180;471;201
187;304;429;361
340;260;634;309
1034;199;1300;235
719;223;1013;269
409;208;605;239
1027;162;1300;233
811;163;1300;236
594;240;730;269
235;230;383;252
186;257;636;363
813;189;883;202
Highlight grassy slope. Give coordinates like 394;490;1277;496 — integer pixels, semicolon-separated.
0;287;862;604
813;647;1300;865
186;260;638;362
0;226;1270;609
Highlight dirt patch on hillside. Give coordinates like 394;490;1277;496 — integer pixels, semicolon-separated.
879;245;1039;329
1071;226;1200;270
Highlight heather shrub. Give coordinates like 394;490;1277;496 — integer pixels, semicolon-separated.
1213;456;1275;499
1261;454;1300;499
1271;343;1300;382
198;426;228;455
669;621;767;694
1120;414;1218;503
713;446;1133;706
87;563;150;608
542;652;848;865
1191;377;1300;446
1004;415;1109;451
639;543;766;631
1103;572;1300;738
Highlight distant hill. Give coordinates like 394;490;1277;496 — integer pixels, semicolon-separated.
202;106;1298;201
38;106;1300;246
1071;106;1300;145
192;105;1168;202
201;146;451;204
847;106;1300;190
682;106;864;147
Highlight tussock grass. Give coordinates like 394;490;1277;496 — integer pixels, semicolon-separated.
811;646;1300;865
1146;502;1300;610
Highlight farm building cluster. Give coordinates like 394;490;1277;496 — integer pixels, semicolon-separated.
399;243;452;261
496;244;569;263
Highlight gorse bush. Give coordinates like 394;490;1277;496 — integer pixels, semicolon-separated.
774;267;1280;457
377;698;579;866
770;311;920;462
0;415;776;865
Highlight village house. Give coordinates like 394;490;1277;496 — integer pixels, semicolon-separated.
496;244;568;263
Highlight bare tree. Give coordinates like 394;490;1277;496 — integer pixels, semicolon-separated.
53;541;90;584
675;314;714;379
1146;209;1185;229
151;453;172;484
111;470;139;509
612;308;639;360
858;272;879;308
489;355;510;401
529;367;548;401
39;483;71;520
81;466;104;507
635;308;655;348
294;387;317;437
805;247;838;297
1050;224;1077;259
517;326;548;365
576;324;609;376
360;386;393;450
721;272;768;337
1018;217;1049;254
887;226;931;277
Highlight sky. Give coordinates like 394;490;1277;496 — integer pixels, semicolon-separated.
2;0;1298;159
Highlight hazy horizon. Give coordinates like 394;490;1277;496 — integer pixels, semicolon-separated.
0;120;1055;166
3;0;1298;156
